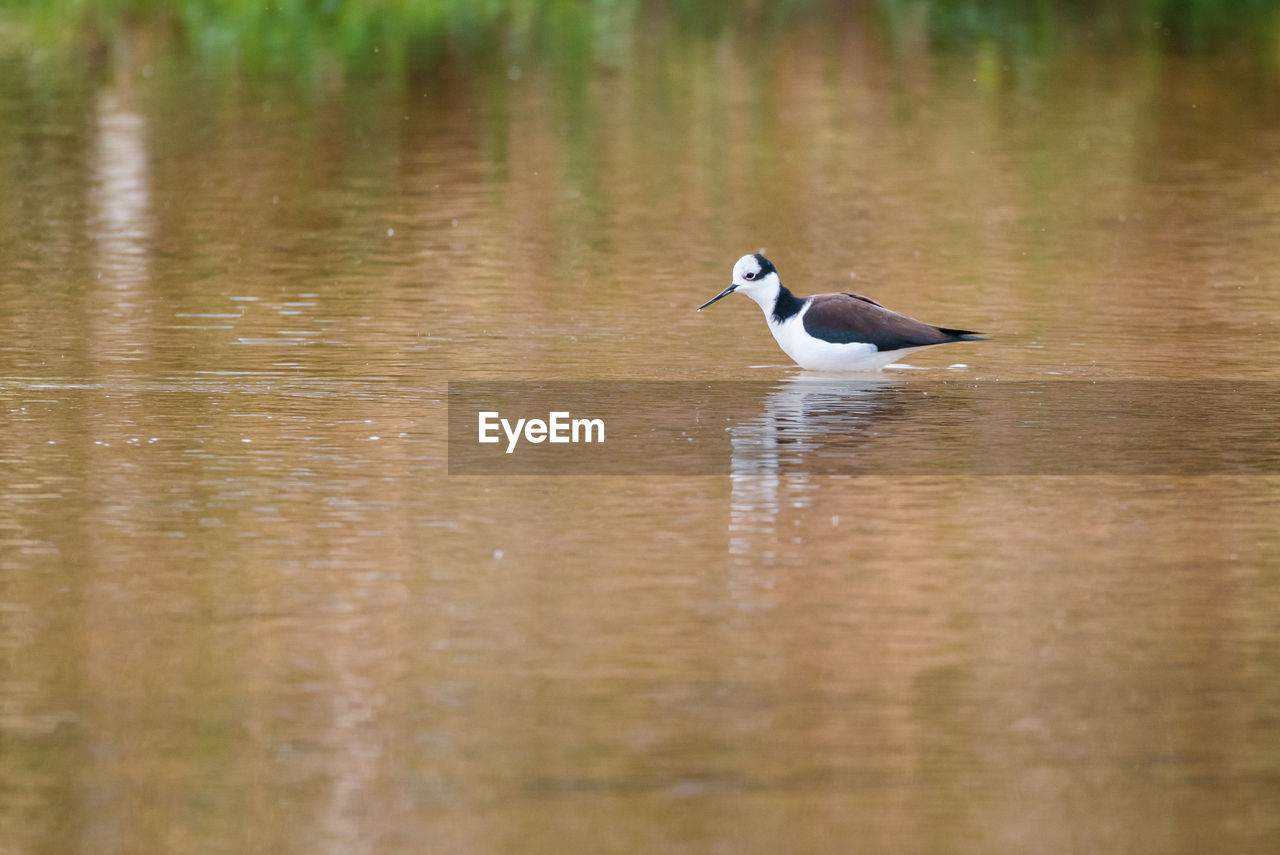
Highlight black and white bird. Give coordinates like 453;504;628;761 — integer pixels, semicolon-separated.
697;253;986;371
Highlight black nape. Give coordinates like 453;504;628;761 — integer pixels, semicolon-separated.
771;286;805;323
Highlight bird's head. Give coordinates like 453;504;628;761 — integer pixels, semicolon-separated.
697;253;780;311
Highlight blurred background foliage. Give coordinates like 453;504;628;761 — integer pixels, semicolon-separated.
1;0;1278;80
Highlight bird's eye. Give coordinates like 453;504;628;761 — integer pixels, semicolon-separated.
744;272;756;280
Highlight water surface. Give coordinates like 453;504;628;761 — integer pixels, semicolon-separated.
2;14;1279;855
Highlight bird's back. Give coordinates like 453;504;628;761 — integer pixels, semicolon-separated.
801;292;980;352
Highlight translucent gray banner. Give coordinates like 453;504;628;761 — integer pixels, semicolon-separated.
447;381;1280;475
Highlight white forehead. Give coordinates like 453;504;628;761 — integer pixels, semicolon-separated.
733;254;761;278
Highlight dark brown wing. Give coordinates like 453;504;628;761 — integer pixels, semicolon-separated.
802;293;980;352
841;292;886;308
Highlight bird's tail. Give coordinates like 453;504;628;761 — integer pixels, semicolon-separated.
938;327;989;342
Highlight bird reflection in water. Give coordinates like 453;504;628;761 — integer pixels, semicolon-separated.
726;375;903;608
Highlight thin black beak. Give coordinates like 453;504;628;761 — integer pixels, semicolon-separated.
697;284;737;311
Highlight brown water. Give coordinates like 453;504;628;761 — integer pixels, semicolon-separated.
2;17;1280;855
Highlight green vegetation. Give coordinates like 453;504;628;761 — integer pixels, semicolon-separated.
1;0;1277;77
879;0;1280;53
